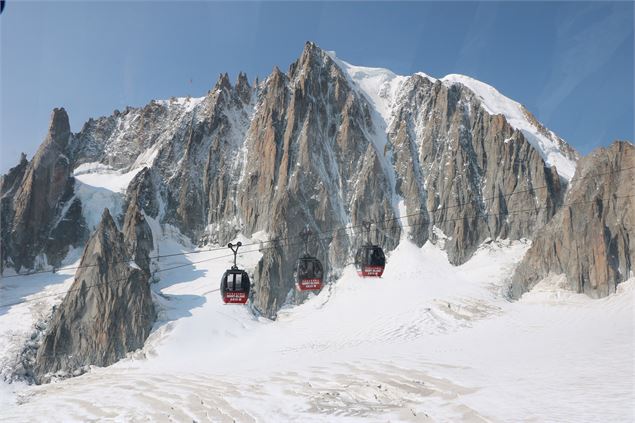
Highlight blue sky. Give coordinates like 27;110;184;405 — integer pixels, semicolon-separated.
1;1;633;172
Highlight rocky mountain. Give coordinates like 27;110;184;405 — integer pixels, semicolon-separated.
385;69;566;264
3;41;630;320
30;208;155;384
511;141;634;298
1;109;87;271
0;153;28;274
122;198;154;276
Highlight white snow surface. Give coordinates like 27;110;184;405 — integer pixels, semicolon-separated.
327;51;577;180
1;236;632;422
73;163;145;230
155;95;205;114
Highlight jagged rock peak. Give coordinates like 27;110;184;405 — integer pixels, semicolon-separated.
271;65;284;78
266;66;288;92
301;40;324;59
214;72;232;92
47;107;71;148
300;40;321;58
122;201;154;276
0;153;28;195
0;154;30;274
6;105;77;271
237;71;249;87
289;41;332;76
510;140;634;299
82;208;123;259
125;167;159;219
235;71;251;103
17;152;27;166
30;207;156;384
97;207;116;234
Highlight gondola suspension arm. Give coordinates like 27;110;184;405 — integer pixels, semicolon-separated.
228;241;242;270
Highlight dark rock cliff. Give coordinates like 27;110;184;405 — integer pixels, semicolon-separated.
3;108;87;271
31;209;155;384
511;141;634;298
389;75;565;264
6;42;630;319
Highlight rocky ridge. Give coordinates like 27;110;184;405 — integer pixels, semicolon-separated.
511;141;634;298
29;208;155;384
1;42;631;320
2;109;87;271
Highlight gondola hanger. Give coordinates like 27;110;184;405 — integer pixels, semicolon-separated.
220;242;251;304
295;226;324;291
354;221;386;278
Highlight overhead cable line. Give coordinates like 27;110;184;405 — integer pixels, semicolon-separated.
1;166;632;280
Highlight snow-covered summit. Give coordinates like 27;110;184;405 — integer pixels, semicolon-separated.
326;50;578;180
442;74;578;179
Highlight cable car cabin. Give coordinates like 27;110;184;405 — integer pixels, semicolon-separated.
354;245;386;277
296;256;323;291
220;269;250;304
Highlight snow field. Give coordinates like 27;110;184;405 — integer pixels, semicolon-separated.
1;234;632;422
0;51;625;422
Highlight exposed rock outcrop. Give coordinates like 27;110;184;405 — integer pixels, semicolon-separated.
3;42;605;316
0;153;29;273
389;75;564;264
0;153;28;197
3;108;86;270
238;43;400;315
31;209;155;384
511;141;634;298
125;167;160;219
122;201;154;276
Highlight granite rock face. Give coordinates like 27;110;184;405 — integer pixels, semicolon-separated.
389;75;565;264
511;141;634;298
0;153;29;273
122;167;156;275
236;44;400;315
2;108;87;271
31;209;155;384
6;42;631;319
122;201;154;276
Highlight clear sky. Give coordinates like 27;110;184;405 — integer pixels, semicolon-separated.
1;1;633;173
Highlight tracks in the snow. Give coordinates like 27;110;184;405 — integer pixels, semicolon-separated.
4;360;488;422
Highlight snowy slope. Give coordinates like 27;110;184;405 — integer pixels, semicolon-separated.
327;51;409;127
73;163;146;230
1;236;632;422
327;51;578;180
0;49;624;422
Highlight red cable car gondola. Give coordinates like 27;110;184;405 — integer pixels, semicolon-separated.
354;221;386;277
296;256;324;291
354;245;385;277
220;242;250;304
295;227;324;291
